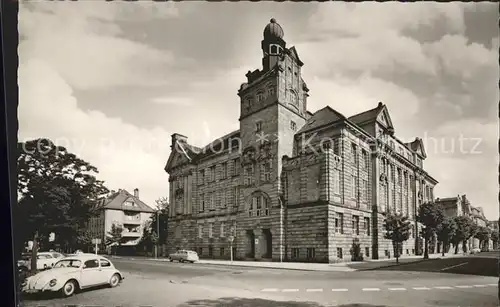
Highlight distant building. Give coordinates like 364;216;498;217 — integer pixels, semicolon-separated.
436;195;490;251
164;19;438;262
87;188;155;254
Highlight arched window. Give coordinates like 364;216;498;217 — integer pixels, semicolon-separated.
248;192;270;217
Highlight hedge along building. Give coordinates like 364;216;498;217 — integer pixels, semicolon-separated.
164;19;438;262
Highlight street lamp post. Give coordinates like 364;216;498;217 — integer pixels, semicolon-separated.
155;210;159;259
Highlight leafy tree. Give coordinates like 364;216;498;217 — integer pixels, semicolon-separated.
436;217;457;256
75;229;93;251
417;202;444;259
106;223;123;255
491;230;499;250
17;138;109;271
350;238;363;261
140;197;169;255
474;226;490;251
450;216;473;254
383;212;411;263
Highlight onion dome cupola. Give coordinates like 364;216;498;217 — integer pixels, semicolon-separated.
261;18;286;71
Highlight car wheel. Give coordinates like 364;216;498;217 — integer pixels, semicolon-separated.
109;274;120;288
43;264;48;270
61;280;77;297
169;258;173;262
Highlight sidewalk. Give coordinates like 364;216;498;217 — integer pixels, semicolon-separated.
110;252;468;272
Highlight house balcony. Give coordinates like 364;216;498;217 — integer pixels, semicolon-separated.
123;216;142;225
122;231;142;238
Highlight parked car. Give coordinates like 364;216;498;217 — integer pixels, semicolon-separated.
470;248;481;254
168;250;199;263
18;252;59;271
21;254;124;297
47;251;66;259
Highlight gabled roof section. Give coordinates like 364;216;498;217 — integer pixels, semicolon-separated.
348;102;394;131
165;141;199;173
408;137;427;158
100;189;155;213
287;46;302;65
296;106;346;134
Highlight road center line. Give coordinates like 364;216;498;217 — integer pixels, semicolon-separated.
455;285;473;288
434;286;454;290
440;262;468;271
306;288;323;292
413;287;430;290
282;289;299;292
388;288;406;291
473;285;487;288
331;288;349;292
362;288;380;291
261;288;278;292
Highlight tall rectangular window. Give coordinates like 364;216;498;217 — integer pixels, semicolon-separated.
352;175;357;199
364;217;370;236
208;223;213;238
261;161;272;182
220;222;225;237
333;169;341;195
198;224;203;238
352;215;360;235
200;193;205;212
199;170;205;185
335;213;344;234
233;187;239;207
233;158;241;176
244;165;254;185
210;166;216;182
221;162;227;179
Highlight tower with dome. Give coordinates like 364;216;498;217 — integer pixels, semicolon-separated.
165;19;437;262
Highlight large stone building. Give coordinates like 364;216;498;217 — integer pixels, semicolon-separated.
165;19;438;262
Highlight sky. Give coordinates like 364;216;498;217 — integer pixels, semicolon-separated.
18;2;499;219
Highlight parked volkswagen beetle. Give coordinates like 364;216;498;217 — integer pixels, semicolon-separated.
21;254;124;297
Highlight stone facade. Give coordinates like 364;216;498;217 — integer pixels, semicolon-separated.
164;19;438;262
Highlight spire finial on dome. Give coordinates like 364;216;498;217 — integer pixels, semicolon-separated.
270;18;276;23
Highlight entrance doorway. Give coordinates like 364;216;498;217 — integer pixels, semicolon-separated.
246;230;255;258
262;229;272;259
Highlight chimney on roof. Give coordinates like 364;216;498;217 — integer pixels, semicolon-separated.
171;133;188;151
134;188;139;199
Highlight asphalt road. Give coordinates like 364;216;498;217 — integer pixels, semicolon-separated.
20;254;499;307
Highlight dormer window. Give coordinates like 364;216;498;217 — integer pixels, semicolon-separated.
267;87;275;96
124;201;135;207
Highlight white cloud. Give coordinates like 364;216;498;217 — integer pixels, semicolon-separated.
19;59;171;208
19;2;176;91
151;97;194;107
308;2;466;36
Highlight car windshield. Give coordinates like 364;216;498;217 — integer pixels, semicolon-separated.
53;259;82;268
